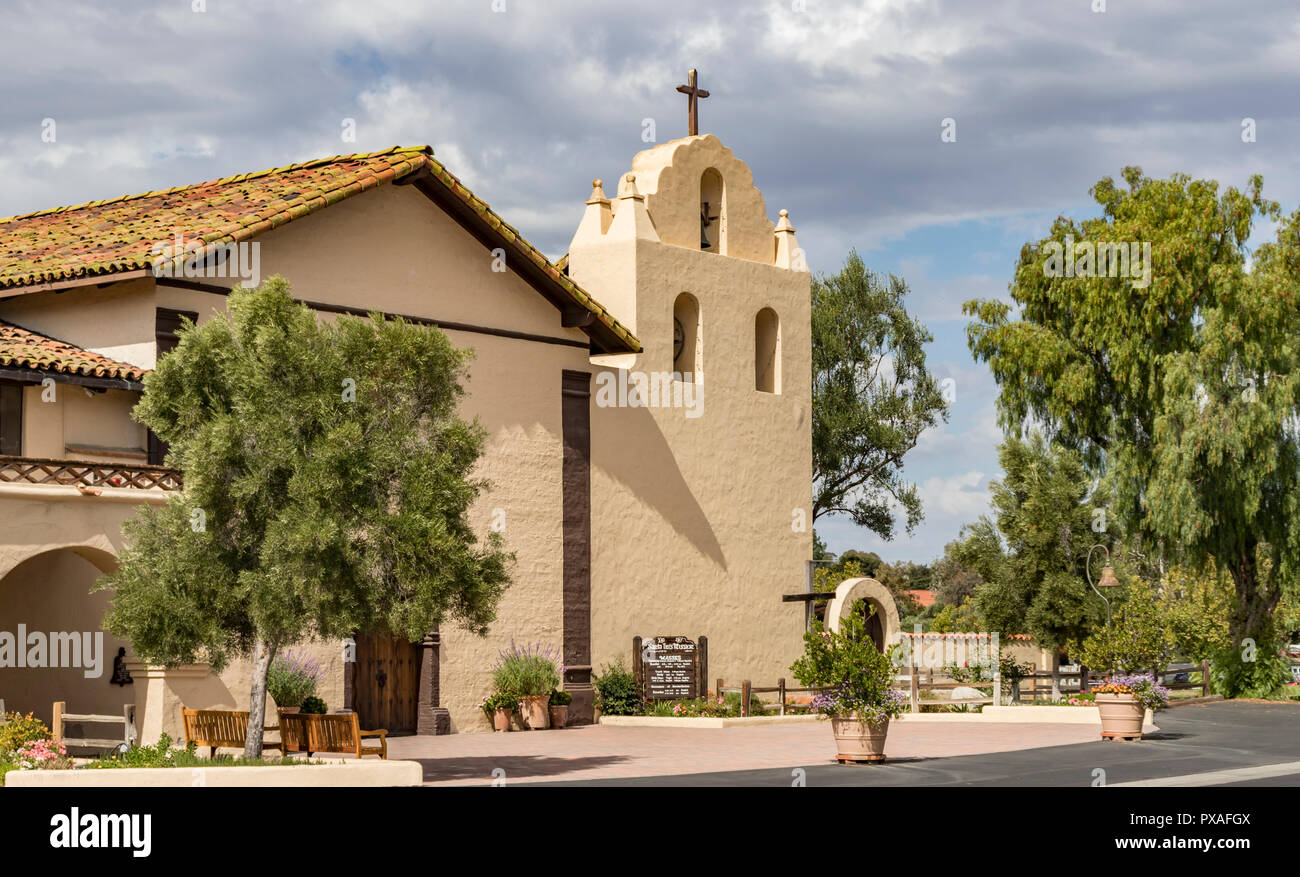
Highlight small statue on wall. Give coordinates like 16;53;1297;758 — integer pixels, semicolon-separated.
111;647;133;686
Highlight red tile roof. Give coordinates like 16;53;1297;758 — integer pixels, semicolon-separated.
0;320;146;383
906;589;937;607
0;146;639;353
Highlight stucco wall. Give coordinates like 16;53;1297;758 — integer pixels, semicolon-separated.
0;278;156;370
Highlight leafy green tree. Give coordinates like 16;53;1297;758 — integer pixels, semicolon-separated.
929;598;982;633
1080;578;1175;675
931;541;984;607
1160;561;1232;668
966;167;1300;697
813;250;949;540
99;278;511;756
954;434;1107;651
834;549;883;577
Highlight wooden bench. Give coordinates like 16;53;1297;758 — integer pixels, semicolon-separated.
53;701;136;752
278;710;387;759
181;708;280;758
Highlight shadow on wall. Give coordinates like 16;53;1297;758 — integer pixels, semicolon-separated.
591;392;726;570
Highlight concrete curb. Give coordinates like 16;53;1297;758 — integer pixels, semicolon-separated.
600;707;1157;731
4;759;424;787
599;714;827;728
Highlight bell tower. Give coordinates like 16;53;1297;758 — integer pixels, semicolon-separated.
572;80;813;711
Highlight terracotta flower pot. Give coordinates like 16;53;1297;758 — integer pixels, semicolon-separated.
519;695;551;730
492;708;512;732
1096;692;1145;741
548;704;569;729
830;715;890;763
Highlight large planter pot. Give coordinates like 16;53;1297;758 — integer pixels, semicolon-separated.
1096;692;1145;741
548;704;569;729
519;695;551;730
830;715;890;763
492;708;512;732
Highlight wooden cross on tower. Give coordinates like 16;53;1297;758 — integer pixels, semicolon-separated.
675;68;710;136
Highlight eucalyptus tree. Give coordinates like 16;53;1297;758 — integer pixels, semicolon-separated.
966;168;1300;696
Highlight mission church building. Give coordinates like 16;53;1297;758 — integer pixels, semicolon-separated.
0;79;812;737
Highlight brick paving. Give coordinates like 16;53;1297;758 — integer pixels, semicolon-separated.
384;719;1100;786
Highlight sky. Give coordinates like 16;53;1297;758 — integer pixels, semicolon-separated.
2;0;1298;565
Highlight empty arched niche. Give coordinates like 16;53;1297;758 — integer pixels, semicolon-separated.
673;293;702;382
755;307;780;393
699;168;725;254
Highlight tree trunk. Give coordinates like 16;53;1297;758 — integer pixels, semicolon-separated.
244;637;278;759
1224;543;1283;697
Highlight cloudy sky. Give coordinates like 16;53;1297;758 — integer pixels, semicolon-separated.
3;0;1298;564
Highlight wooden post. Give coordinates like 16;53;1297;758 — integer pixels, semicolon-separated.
1201;660;1211;696
1079;664;1090;693
778;678;786;716
741;680;751;717
697;635;708;701
52;701;64;744
632;636;643;701
909;637;920;714
716;677;723;701
991;635;1002;707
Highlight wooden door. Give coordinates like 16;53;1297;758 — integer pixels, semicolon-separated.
353;632;419;734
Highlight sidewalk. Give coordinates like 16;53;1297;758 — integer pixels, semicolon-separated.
386;719;1100;786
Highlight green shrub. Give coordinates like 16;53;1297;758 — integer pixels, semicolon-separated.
83;733;308;769
549;689;573;707
493;642;562;698
0;712;51;755
478;692;516;713
299;696;328;715
593;659;641;716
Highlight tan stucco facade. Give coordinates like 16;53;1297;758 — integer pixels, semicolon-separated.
0;135;813;737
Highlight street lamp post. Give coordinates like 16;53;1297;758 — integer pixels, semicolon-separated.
1086;544;1120;624
1086;544;1122;679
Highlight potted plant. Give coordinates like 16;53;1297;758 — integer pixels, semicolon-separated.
791;603;908;763
493;641;562;730
1092;674;1169;740
480;692;515;732
1080;578;1175;740
548;689;572;728
266;651;323;714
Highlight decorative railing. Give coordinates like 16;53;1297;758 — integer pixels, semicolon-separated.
0;455;182;491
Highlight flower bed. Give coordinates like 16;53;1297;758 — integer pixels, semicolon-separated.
2;732;314;786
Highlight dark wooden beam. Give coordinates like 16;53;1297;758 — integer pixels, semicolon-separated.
154;278;591;350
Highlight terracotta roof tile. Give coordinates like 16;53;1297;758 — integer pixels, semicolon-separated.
0;146;640;353
0;320;146;382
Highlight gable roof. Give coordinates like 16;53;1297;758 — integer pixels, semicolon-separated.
0;146;639;354
0;319;146;388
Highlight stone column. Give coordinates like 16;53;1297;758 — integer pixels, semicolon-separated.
125;662;235;745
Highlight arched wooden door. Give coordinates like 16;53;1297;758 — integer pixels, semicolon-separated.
352;632;419;734
859;603;886;652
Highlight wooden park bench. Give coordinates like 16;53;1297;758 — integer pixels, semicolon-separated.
52;701;136;752
278;710;388;760
181;708;280;758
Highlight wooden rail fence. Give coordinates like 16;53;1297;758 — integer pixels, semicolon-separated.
52;700;137;752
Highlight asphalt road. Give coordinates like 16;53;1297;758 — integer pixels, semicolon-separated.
541;701;1300;787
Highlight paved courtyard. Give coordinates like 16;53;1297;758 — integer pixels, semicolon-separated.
385;718;1100;786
